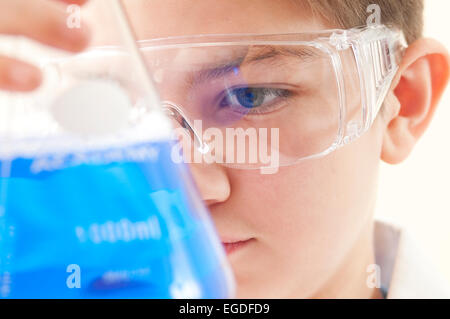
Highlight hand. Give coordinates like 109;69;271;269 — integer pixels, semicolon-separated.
0;0;91;91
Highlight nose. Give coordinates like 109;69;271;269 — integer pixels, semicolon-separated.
188;161;231;206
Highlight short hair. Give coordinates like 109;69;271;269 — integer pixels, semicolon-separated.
304;0;424;44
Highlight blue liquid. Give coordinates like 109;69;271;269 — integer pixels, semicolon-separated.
0;140;233;298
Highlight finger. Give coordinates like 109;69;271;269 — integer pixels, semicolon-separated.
56;0;89;5
0;56;42;91
0;0;90;53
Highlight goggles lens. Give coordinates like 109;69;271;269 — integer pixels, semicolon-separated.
146;44;341;169
42;26;404;171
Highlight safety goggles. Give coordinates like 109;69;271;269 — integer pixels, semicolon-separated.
39;25;406;173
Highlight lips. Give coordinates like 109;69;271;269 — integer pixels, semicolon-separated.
221;238;253;255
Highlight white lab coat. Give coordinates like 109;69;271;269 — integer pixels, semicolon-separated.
374;219;450;298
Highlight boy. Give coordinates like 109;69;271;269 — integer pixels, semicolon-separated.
0;0;449;298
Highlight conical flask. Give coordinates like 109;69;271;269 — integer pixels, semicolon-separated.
0;0;235;298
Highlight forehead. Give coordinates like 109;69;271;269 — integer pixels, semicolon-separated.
122;0;329;39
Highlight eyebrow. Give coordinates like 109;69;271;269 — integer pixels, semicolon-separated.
187;45;320;86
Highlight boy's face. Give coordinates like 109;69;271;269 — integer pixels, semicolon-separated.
122;0;387;298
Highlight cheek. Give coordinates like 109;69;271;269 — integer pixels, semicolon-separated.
228;126;382;296
235;136;380;242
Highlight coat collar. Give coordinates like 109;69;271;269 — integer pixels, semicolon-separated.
374;219;450;298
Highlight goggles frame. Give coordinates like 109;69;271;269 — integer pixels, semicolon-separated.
35;25;407;169
129;24;407;167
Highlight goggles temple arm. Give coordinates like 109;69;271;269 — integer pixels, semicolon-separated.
330;26;407;132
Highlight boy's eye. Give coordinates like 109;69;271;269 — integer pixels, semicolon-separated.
223;87;267;109
218;87;291;114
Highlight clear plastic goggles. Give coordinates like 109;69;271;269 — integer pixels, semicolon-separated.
39;25;407;172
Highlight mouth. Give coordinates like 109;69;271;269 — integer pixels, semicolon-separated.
221;238;254;255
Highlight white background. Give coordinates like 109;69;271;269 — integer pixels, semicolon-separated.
375;0;450;283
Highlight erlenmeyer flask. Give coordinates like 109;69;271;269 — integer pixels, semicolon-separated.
0;0;234;298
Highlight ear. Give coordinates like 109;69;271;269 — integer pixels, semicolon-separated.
380;38;450;164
